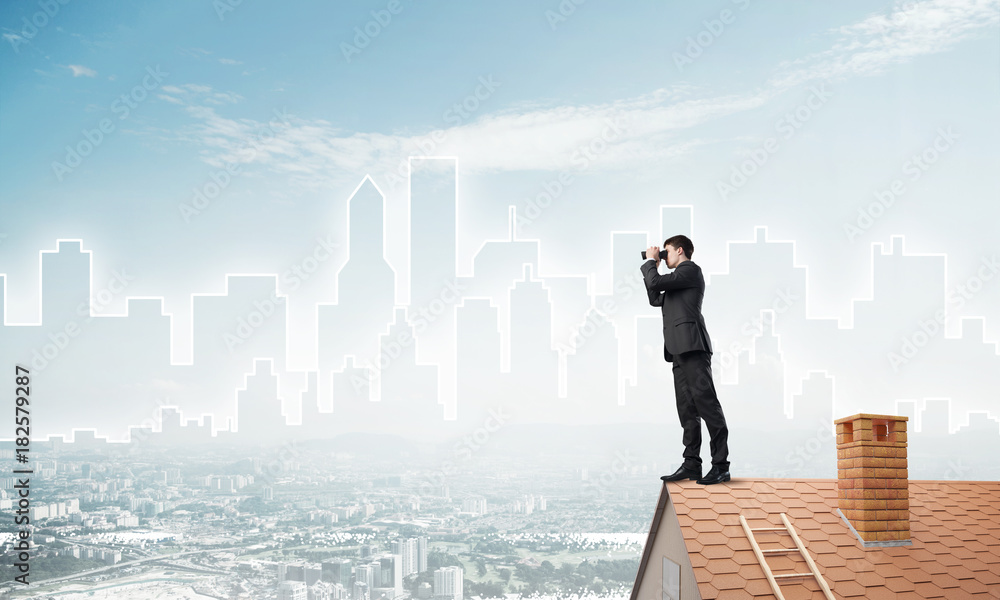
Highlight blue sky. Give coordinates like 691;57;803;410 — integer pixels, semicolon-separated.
1;0;998;353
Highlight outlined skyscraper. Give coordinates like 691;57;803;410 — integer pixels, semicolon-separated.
408;157;460;418
318;177;396;414
193;274;290;432
508;264;559;413
456;298;503;426
377;307;442;432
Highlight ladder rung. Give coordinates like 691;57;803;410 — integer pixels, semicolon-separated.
741;513;836;600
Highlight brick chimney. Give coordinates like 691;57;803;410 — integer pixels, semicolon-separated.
835;413;911;547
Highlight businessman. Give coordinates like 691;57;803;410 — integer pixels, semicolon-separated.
641;235;730;485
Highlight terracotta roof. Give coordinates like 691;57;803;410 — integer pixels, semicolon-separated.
631;479;1000;600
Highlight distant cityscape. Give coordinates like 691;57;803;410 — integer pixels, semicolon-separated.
0;439;655;598
0;405;993;597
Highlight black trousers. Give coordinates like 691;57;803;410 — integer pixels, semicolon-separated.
671;350;729;470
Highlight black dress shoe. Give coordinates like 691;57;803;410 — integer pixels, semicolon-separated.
696;466;731;485
660;465;702;482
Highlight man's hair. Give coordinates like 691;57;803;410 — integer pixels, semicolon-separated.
663;235;694;259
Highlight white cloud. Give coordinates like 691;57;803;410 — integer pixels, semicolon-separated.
169;0;998;191
770;0;1000;88
68;64;97;77
178;47;212;59
157;94;185;105
219;58;243;65
158;84;243;107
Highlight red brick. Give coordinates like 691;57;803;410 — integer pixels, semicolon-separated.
860;478;890;489
886;520;910;532
875;488;908;500
839;488;877;500
844;509;879;521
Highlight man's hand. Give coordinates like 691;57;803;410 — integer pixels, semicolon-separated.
647;245;660;263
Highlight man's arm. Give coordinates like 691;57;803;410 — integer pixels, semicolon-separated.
648;288;664;307
640;260;699;293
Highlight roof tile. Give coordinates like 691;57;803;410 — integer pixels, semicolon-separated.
742;578;772;596
834;580;867;597
911;580;948;598
813;552;848;568
854;570;885;587
822;566;855;582
701;545;735;560
711;573;747;591
956;577;992;595
725;536;752;552
884;575;917;592
709;558;741;575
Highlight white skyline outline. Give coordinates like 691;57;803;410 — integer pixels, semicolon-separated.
2;194;999;440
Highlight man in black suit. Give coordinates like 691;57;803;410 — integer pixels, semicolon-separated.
641;235;730;485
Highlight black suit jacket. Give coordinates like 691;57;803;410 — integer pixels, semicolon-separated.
641;259;713;362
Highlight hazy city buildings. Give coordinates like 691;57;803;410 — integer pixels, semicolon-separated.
433;566;463;600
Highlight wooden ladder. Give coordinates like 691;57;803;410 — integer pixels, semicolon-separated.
739;512;835;600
